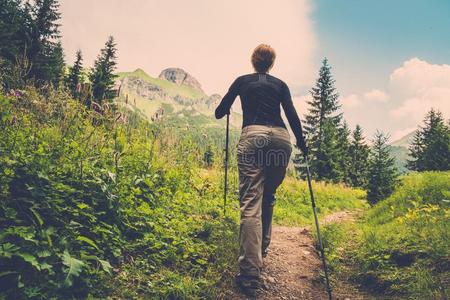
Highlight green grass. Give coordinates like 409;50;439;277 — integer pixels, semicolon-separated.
117;89;163;119
321;171;450;299
274;176;368;226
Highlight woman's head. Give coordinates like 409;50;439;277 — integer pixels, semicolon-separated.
251;44;276;73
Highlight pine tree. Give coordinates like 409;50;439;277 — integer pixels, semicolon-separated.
313;119;342;182
67;50;83;98
48;40;65;87
0;0;65;88
367;131;399;204
0;0;33;88
336;121;351;183
348;125;370;187
32;0;60;40
299;58;343;181
407;109;450;171
27;0;63;85
0;0;27;58
90;36;118;103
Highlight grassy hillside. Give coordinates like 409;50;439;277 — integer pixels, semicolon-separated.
116;68;244;129
322;171;450;299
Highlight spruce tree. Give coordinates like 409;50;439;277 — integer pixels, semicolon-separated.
313;119;342;182
367;131;399;204
348;125;370;187
407;109;450;171
0;0;33;88
48;40;65;87
27;0;63;85
67;50;83;98
90;36;118;103
32;0;60;40
299;58;343;182
0;0;65;88
0;0;27;60
336;121;351;184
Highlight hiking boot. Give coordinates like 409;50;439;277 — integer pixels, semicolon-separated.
235;274;260;297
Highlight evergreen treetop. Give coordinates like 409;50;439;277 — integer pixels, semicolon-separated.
336;120;351;184
67;50;83;98
367;131;399;204
305;58;341;137
407;108;450;171
300;58;344;182
90;36;118;103
348;125;370;187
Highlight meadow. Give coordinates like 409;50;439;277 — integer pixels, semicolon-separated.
321;171;450;299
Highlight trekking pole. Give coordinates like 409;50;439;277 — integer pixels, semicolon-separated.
223;113;230;215
304;154;333;300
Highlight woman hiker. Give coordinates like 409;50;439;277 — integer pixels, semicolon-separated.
215;44;308;297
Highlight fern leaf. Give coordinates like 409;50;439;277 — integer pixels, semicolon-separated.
62;250;84;286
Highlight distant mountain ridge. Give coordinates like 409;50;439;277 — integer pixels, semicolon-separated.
115;68;242;128
389;130;416;173
158;68;204;93
390;131;416;147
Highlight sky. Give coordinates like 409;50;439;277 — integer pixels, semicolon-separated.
59;0;450;141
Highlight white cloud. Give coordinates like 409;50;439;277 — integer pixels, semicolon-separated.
340;58;450;140
389;58;450;98
389;87;450;121
388;58;450;123
341;94;361;108
363;89;390;102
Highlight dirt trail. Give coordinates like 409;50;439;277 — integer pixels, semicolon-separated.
229;211;365;300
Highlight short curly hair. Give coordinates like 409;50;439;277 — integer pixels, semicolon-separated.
251;44;276;73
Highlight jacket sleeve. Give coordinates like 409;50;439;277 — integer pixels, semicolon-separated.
215;77;240;119
280;83;306;147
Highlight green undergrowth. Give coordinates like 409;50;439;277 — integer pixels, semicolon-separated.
0;89;239;299
321;171;450;299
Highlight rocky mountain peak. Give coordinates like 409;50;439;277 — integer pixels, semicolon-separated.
158;68;203;93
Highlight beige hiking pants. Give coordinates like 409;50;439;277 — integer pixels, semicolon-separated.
236;125;292;277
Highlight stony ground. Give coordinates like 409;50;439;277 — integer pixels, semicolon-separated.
227;211;366;300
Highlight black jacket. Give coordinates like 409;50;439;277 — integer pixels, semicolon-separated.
215;73;306;148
